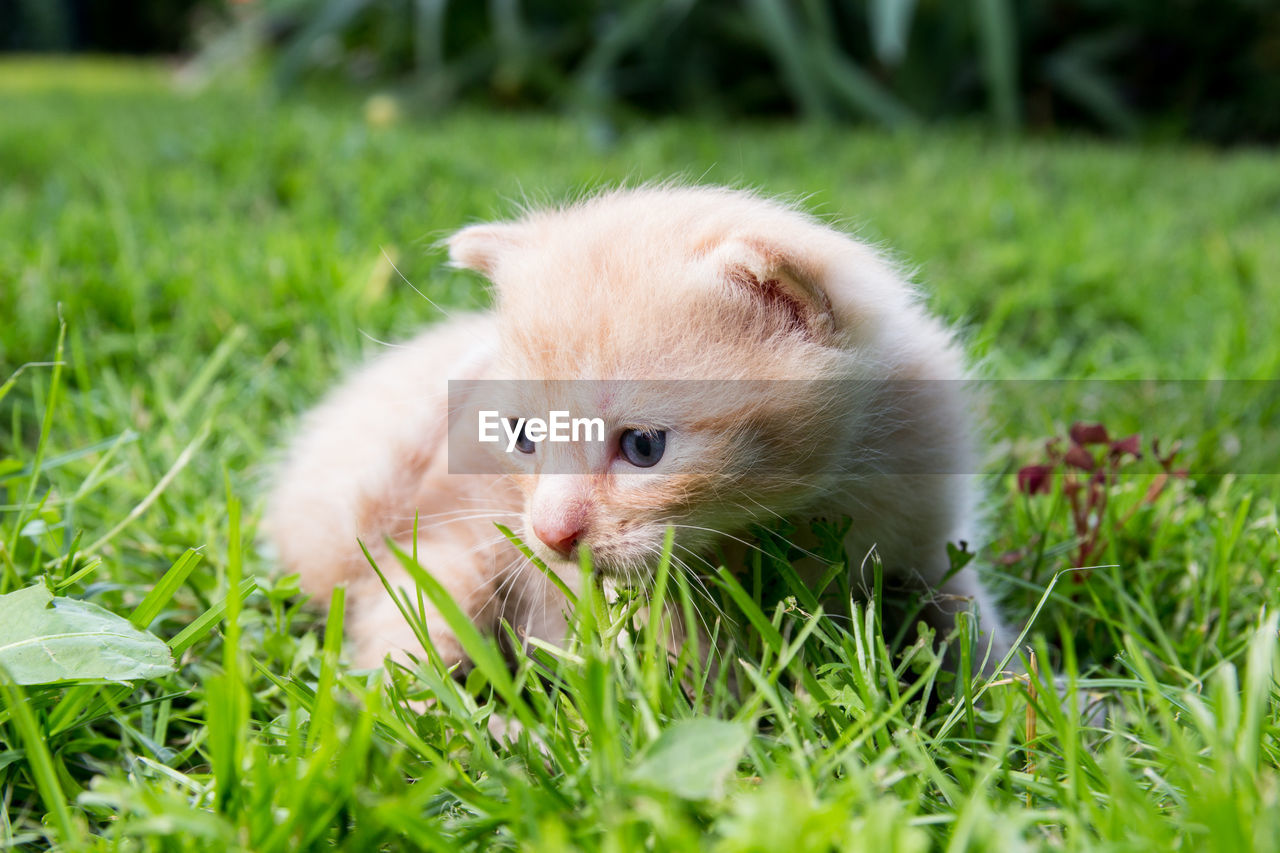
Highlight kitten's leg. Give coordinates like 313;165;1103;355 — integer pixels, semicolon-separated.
934;567;1107;723
842;471;1015;676
347;573;463;670
344;539;501;671
847;534;1015;677
263;314;502;656
926;566;1016;676
503;573;735;694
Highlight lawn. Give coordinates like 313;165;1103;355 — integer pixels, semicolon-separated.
1;59;1278;850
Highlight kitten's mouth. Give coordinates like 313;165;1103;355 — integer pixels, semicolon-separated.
528;544;650;586
585;558;648;584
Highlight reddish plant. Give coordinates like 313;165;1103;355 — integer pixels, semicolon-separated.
1016;422;1187;577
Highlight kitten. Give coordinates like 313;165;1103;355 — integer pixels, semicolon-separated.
264;186;1014;675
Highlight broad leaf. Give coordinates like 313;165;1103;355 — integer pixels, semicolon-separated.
629;718;751;800
0;584;173;685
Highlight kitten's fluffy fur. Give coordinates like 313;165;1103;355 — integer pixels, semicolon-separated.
265;186;1013;672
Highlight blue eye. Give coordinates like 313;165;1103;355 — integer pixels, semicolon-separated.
508;419;535;454
619;429;666;467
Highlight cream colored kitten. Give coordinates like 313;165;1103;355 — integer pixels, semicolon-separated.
264;186;1014;674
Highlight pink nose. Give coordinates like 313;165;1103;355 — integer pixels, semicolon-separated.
533;519;582;558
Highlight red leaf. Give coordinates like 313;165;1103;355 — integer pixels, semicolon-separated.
1017;465;1053;495
1110;434;1142;459
997;548;1026;566
1070;422;1110;445
1153;438;1182;470
1064;444;1097;471
1143;472;1169;505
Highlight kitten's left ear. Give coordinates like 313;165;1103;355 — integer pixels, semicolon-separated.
447;223;525;277
707;236;837;340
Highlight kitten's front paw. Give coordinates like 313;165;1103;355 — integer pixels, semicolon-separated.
986;668;1109;728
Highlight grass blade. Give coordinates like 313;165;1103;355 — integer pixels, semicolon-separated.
974;0;1020;130
0;675;85;846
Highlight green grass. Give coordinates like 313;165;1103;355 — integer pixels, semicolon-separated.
1;58;1279;850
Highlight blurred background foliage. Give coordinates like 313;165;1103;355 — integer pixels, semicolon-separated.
4;0;1280;143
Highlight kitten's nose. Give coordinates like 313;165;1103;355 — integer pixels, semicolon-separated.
533;519;582;558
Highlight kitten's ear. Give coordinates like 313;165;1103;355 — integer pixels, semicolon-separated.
708;236;837;339
447;223;525;277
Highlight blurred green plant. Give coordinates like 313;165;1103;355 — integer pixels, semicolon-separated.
189;0;1280;141
1;0;221;53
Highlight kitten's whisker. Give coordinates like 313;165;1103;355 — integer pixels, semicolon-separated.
357;330;408;349
637;542;724;644
402;505;519;518
386;507;519;523
386;512;520;538
735;495;788;522
499;561;522;628
381;245;455;320
666;524;825;564
475;554;531;620
668;546;733;628
661;549;730;667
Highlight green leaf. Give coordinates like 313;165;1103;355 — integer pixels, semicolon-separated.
0;584;173;685
974;0;1020;129
869;0;918;65
629;718;751;800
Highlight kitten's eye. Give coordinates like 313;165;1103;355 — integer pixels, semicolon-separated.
508;418;535;454
619;429;666;468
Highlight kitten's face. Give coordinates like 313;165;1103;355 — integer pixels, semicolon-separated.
489;378;850;580
451;188;871;581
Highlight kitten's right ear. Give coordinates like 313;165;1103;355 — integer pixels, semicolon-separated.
447;223;525;277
